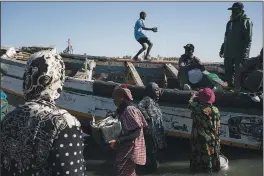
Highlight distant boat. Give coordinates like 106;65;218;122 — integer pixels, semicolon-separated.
1;46;262;150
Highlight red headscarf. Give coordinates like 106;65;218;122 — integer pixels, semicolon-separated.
198;88;215;104
113;84;133;101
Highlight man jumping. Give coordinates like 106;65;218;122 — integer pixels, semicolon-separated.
133;11;158;60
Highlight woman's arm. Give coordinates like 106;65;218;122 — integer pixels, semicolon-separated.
117;128;140;144
188;95;199;111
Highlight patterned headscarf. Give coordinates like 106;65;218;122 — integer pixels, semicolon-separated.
23;50;65;103
112;84;133;101
145;82;160;100
198;88;215;104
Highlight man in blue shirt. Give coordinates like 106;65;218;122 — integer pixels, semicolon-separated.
133;11;158;60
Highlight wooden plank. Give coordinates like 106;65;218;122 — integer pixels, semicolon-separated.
125;61;144;86
165;63;179;79
163;69;168;88
73;58;96;80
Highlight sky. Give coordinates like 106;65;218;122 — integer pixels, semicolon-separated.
1;1;263;62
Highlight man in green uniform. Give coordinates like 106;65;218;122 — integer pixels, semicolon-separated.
219;2;253;90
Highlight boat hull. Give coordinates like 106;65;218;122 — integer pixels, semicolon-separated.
1;56;263;150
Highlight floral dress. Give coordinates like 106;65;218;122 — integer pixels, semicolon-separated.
188;97;221;173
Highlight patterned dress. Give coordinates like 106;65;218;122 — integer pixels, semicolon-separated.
114;106;147;176
1;90;8;121
1;51;87;176
188;97;221;173
138;96;167;170
138;96;167;150
1;100;86;176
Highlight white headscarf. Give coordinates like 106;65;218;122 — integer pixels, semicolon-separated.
23;50;65;103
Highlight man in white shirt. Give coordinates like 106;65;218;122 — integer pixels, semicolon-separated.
133;11;158;60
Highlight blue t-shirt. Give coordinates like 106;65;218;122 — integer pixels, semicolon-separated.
134;19;146;40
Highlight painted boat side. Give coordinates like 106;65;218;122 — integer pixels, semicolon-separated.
1;56;262;150
2;74;262;150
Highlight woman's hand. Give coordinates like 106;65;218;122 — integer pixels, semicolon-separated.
109;140;117;149
191;92;198;98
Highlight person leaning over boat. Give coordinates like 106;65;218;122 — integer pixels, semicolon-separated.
109;84;148;176
178;44;215;90
188;88;221;174
138;82;167;173
234;48;263;102
0;63;9;121
133;11;158;60
219;2;253;91
1;51;87;176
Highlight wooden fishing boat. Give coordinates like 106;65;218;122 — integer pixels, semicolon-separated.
1;46;262;150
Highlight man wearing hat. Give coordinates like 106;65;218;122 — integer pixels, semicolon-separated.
1;63;9;121
178;44;214;90
219;2;253;91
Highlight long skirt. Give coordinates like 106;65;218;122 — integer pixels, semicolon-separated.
144;133;159;171
190;137;220;174
114;142;136;176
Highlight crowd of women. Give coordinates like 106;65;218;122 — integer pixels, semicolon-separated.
1;50;222;176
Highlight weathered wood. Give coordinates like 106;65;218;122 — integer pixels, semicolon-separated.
73;58;96;80
125;61;144;86
165;63;179;79
163;69;168;88
2;52;263;150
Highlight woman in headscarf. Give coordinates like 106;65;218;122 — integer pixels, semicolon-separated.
109;84;148;176
188;88;221;174
1;51;86;176
138;82;167;172
0;63;9;121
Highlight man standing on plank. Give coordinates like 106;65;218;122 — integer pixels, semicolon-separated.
219;2;253;91
133;11;158;60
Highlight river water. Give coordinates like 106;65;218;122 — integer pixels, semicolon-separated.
83;136;263;176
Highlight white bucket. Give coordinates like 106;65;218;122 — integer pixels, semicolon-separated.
220;154;229;169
